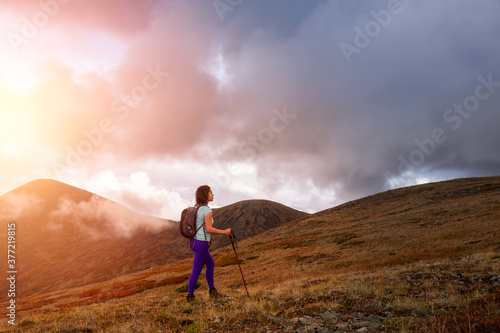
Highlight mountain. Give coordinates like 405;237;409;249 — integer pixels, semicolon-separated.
1;176;498;332
241;175;500;279
210;199;309;249
0;179;175;300
0;179;308;301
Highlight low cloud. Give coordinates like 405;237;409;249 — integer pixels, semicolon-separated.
83;170;192;221
49;194;168;239
0;191;43;221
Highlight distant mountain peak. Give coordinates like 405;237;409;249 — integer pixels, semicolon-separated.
5;178;95;207
10;178;91;195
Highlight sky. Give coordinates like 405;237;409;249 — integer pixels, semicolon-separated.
1;0;499;219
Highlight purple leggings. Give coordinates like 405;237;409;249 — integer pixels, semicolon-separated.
188;238;214;294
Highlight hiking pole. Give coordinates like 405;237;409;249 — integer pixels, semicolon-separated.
229;230;249;297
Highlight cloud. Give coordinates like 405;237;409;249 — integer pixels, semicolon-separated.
0;0;499;213
201;0;500;203
49;193;168;239
84;170;191;221
0;0;156;38
0;191;43;221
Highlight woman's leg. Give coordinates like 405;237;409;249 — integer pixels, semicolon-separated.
188;239;209;294
205;251;215;289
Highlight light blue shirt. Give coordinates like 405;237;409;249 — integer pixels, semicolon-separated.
195;205;212;241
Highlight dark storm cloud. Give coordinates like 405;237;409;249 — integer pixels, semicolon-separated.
206;0;500;202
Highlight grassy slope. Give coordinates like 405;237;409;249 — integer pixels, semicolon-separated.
1;176;499;332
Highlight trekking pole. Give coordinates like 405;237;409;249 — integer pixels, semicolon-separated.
229;230;249;297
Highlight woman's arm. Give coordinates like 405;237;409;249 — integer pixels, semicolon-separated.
204;212;231;235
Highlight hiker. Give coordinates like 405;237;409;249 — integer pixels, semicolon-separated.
186;185;231;302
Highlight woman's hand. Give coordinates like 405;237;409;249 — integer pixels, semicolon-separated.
224;228;232;235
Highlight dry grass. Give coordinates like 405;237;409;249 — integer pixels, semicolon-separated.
0;254;498;332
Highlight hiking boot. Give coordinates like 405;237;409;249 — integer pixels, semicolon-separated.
186;293;195;302
209;288;220;299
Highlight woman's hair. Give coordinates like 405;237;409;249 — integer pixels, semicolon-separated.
196;185;211;205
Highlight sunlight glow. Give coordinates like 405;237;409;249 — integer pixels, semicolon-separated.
0;61;38;96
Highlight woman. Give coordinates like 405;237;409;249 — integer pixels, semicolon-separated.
186;185;231;302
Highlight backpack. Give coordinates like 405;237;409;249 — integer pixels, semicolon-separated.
179;204;207;239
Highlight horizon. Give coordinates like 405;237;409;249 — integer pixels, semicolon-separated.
3;175;498;220
0;177;311;216
1;0;499;220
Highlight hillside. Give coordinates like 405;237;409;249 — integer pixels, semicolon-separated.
0;179;307;301
0;179;176;300
210;199;309;250
1;176;498;332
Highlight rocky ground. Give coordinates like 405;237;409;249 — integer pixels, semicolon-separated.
268;310;387;333
258;273;500;333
